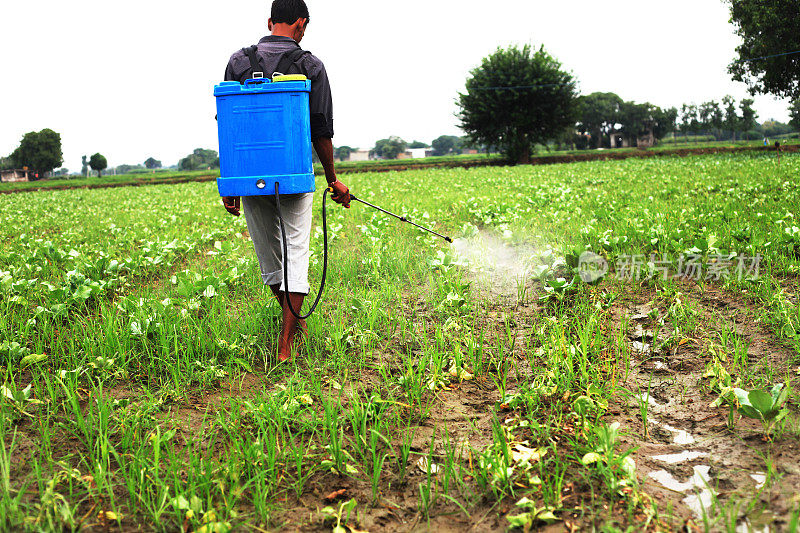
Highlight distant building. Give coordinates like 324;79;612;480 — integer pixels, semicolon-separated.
609;132;630;149
348;149;371;162
0;169;32;182
398;148;433;159
637;131;655;149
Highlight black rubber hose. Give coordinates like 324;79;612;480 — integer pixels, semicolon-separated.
274;181;329;320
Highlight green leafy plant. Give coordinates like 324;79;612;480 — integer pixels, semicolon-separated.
539;276;580;303
507;496;559;530
319;498;358;533
581;422;638;497
715;384;790;437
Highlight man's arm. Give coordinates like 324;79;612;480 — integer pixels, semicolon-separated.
313;137;350;207
312;137;336;184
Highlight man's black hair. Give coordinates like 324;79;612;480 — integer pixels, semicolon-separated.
271;0;309;25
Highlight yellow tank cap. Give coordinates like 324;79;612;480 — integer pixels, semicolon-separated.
272;74;308;82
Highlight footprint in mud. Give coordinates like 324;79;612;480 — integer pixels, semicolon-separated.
651;450;708;464
648;465;715;519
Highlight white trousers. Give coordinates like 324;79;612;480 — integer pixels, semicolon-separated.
242;193;313;294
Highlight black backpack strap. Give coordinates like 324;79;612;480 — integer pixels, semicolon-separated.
274;47;310;77
242;45;264;78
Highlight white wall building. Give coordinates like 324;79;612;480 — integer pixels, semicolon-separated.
348;149;371;162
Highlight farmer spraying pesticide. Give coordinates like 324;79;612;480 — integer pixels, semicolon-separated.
218;0;351;361
214;0;451;362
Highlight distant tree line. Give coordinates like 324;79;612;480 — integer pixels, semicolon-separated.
339;135;484;161
571;93;678;149
178;149;219;171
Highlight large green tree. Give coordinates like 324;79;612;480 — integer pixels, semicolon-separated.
739;98;758;133
89;153;108;177
679;104;700;139
431;135;462;156
179;148;219;171
710;101;725;136
618;102;676;145
698;101;716;134
722;95;740;140
457;44;578;163
144;157;161;169
618;101;647;144
790;100;800;131
10;129;63;176
577;92;623;148
334;146;354;161
761;119;794;137
372;137;407;160
652;107;679;140
727;0;800;99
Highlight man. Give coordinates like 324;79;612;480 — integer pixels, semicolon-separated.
221;0;350;361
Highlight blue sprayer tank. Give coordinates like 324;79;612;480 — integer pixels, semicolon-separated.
214;77;315;196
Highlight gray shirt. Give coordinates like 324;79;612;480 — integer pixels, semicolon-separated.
224;35;334;140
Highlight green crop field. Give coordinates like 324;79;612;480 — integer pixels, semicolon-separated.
1;151;799;532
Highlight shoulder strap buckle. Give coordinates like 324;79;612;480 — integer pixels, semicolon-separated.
243;45;264;80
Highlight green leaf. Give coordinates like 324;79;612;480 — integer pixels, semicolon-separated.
535;509;559;523
572;395;594;416
581;452;602;465
507;513;533;528
770;383;788;408
710;386;735;408
73;284;93;301
515;496;536;509
587;384;603;396
196;523;231;533
738;405;762;420
733;388;751;407
748;389;774;414
170;495;190;510
19;353;48;368
340;498;358;514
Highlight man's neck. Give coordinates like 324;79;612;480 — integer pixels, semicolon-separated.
271;24;296;41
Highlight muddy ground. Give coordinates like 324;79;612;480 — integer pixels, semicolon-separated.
609;280;800;531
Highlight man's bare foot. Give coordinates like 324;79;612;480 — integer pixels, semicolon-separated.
278;334;294;362
296;319;308;339
278;325;307;362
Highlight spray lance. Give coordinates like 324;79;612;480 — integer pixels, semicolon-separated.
349;194;453;243
275;182;452;320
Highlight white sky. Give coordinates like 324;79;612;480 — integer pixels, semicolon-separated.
0;0;793;170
